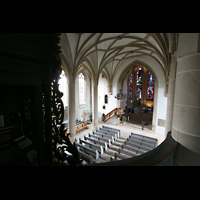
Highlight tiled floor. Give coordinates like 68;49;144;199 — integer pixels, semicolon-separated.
74;120;165;146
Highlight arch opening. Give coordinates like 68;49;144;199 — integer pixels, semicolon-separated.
119;64;155;130
115;59;167;136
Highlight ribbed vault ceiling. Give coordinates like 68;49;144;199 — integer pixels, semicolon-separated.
61;33;170;80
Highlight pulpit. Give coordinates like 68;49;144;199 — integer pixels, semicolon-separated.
116;108;125;118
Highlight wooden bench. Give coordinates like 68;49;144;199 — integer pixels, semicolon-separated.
83;123;87;129
121;144;146;155
131;133;158;144
124;140;151;152
89;133;111;147
92;131;115;143
127;137;155;149
115;152;129;160
63;121;87;133
102;125;121;136
98;128;119;138
79;138;104;155
78;124;83;131
118;148;137;157
74;141;99;160
77;148;94;164
84;135;108;151
129;134;157;146
96;129;118;140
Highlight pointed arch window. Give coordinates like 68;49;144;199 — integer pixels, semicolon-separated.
58;70;68;107
79;72;87;107
105;94;108;104
129;73;133;99
136;67;142;100
147;71;154;100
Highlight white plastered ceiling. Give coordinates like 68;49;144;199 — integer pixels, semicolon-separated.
60;33;170;84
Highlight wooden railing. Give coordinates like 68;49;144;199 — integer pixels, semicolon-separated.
103;108;118;123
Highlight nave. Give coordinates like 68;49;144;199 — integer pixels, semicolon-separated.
65;122;165;165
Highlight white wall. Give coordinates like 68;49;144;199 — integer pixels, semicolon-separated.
74;71;119;123
98;73;118;122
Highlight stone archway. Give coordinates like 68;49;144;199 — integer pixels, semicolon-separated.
114;59;167;136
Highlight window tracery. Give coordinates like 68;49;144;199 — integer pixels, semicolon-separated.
79;72;87;107
58;70;68;107
136;67;142;100
147;71;154;100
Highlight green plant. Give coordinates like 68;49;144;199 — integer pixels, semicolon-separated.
87;109;92;119
122;116;127;122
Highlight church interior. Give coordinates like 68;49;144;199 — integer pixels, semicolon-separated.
0;33;200;166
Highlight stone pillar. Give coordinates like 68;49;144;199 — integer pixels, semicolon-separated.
165;53;177;135
132;68;137;104
172;33;200;165
127;72;130;106
92;76;98;130
142;67;148;106
68;73;76;142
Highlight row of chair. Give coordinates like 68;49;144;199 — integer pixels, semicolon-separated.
75;126;121;164
63;121;88;135
111;132;158;161
72;125;158;164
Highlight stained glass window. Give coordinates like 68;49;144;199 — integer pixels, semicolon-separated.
147;71;154;100
129;73;133;99
136;67;142;100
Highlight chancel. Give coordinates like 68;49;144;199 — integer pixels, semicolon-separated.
0;33;200;166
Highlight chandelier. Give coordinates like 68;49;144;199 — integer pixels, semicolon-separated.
115;90;127;100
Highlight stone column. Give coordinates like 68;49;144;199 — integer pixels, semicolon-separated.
165;53;177;135
172;33;200;165
92;76;98;130
68;72;76;142
142;67;148;106
132;68;137;104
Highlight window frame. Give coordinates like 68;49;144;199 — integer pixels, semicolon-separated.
79;72;87;108
58;70;68;108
